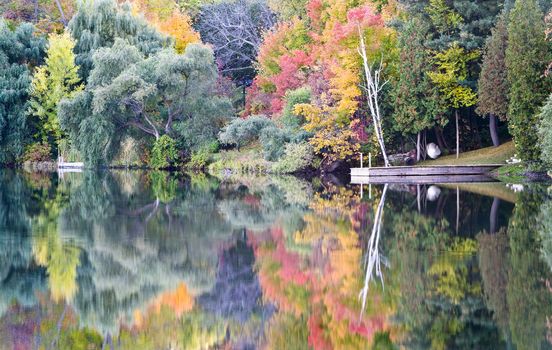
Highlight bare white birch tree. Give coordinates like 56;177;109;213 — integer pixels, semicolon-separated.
358;26;390;167
359;183;389;319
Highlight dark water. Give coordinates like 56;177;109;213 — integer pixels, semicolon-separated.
0;170;551;349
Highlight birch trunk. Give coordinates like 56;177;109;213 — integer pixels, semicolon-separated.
489;114;500;147
358;25;390;167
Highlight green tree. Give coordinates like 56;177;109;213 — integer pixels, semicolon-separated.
506;0;550;162
59;39;231;166
537;94;552;166
68;0;171;81
428;43;479;158
0;20;45;165
392;17;446;161
28;32;82;155
476;13;509;147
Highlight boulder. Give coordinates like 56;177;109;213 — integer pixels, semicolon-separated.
427;143;441;159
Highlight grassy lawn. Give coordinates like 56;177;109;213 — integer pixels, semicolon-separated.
420;141;515;166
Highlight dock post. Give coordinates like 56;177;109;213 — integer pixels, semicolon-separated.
360;153;363;168
368;153;372;168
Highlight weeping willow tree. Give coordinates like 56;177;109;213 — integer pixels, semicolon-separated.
68;0;171;81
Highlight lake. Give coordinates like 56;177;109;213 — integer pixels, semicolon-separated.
0;169;551;349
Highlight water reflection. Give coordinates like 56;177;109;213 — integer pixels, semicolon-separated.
0;170;551;349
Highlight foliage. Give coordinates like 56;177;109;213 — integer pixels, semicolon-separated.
506;0;550;162
0;20;45;165
68;0;171;81
271;142;314;174
150;135;178;169
131;0;200;53
28;31;82;150
295;103;360;164
427;43;478;110
218;115;275;149
281;87;311;129
476;13;509;121
21;142;52;163
538;94;552;166
59;40;231;165
392;16;446;137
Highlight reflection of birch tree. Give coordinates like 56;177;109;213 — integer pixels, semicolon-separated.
359;184;388;317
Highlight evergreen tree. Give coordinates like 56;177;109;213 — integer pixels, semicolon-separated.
392;17;446;161
0;21;45;165
476;13;509;147
537;94;552;166
28;32;82;154
506;0;550;162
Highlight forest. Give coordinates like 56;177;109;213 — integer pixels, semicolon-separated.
0;0;551;173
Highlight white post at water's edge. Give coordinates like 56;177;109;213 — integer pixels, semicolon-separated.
360;153;363;168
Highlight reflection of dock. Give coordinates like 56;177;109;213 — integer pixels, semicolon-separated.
351;174;496;184
351;164;501;177
57;157;84;169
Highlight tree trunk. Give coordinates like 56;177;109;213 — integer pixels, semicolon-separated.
54;0;67;26
416;132;421;162
455;109;460;159
489;114;500;147
490;197;500;234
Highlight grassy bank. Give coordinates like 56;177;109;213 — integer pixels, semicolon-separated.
421;141;515;165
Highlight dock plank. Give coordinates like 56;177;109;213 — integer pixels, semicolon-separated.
351;164;501;177
351;174;496;184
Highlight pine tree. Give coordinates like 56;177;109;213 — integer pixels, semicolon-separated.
476;13;509;146
392;17;446;161
506;0;550;161
28;32;82;153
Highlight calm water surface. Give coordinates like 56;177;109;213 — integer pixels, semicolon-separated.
0;170;551;349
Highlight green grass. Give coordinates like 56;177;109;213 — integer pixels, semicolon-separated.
420;141;515;166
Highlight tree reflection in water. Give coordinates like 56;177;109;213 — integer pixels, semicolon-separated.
0;171;550;349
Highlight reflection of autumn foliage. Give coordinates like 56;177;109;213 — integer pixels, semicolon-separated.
253;185;397;349
135;282;195;327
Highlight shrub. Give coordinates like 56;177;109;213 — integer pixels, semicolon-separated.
150;135;179;169
21;142;52;163
188;147;211;170
281;87;311;129
260;126;289;161
272;142;314;174
219;115;275;148
538;94;552;166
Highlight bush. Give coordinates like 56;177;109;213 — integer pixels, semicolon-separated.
188;148;211;170
538;94;552;166
150;135;179;169
219;115;275;148
21;142;52;163
260;126;289;161
281;87;311;129
272;142;314;174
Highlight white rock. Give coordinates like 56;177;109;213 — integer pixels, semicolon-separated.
427;143;441;159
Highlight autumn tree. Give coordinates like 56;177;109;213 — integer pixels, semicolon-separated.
28;32;82;154
476;13;509;147
506;0;550;161
130;0;200;53
428;43;479;158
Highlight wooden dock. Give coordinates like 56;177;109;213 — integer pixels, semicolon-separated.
350;164;502;183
